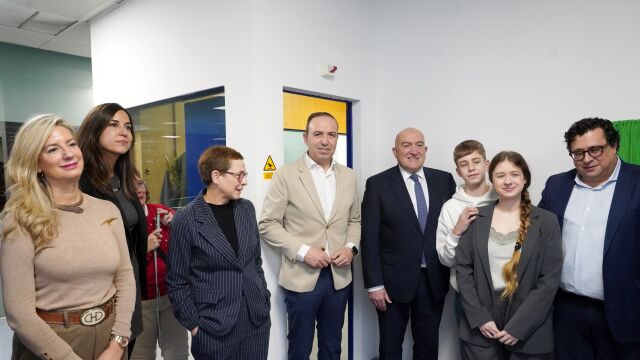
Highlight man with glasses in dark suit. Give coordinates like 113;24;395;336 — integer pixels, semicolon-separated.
539;118;640;359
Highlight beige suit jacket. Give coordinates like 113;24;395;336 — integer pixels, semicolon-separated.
259;156;361;292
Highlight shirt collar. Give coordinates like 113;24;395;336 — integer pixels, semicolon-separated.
304;152;335;171
574;156;621;189
398;164;425;181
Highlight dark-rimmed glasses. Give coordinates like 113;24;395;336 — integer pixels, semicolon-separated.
569;144;609;161
223;171;248;182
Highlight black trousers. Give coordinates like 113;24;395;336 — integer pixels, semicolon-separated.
377;268;444;360
554;289;640;360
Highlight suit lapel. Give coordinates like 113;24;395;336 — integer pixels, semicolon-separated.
193;195;242;268
327;165;343;223
233;200;251;262
388;166;422;233
475;204;495;296
555;171;577;231
604;162;633;256
297;157;327;222
423;167;439;234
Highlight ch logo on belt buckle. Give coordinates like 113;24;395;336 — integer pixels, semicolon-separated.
81;308;106;325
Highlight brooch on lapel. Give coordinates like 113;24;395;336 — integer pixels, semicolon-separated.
101;218;118;227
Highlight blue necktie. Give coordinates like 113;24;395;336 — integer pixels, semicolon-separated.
410;173;428;266
410;174;428;231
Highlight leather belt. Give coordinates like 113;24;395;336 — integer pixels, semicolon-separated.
558;289;604;305
37;297;114;327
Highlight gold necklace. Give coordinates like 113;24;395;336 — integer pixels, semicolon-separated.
56;196;84;213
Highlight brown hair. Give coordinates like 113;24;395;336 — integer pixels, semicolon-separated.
453;140;487;164
488;151;532;299
305;112;339;133
198;146;244;186
77;103;137;200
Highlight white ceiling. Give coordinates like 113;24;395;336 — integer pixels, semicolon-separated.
0;0;126;58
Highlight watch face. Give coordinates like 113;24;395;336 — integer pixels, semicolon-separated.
112;335;129;347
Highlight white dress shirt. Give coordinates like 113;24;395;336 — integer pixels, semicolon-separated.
561;157;621;300
398;165;430;221
296;153;356;262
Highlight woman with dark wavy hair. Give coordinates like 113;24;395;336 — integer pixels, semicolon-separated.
455;151;562;359
77;103;148;354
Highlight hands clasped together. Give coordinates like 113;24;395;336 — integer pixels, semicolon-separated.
303;247;353;268
479;321;519;346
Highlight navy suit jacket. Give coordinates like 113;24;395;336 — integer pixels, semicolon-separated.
167;192;270;338
538;160;640;343
361;165;456;303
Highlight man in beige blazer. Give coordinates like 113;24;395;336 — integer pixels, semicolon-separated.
259;112;360;360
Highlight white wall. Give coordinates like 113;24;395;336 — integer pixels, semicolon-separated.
92;0;375;358
90;1;640;359
369;0;640;202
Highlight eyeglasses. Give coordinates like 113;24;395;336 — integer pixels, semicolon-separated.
135;180;146;188
223;171;248;182
569;144;609;161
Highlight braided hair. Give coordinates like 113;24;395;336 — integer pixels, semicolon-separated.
488;151;532;299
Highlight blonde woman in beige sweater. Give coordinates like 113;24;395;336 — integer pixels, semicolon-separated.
0;114;135;360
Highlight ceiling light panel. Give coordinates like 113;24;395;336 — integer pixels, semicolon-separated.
0;2;35;27
20;11;76;35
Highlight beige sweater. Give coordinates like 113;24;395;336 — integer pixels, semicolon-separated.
1;194;135;360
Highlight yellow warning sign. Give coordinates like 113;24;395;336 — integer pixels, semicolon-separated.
263;155;276;171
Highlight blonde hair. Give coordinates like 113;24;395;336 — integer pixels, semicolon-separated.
500;190;531;298
2;114;75;249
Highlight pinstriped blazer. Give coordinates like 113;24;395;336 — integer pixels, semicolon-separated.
167;191;270;337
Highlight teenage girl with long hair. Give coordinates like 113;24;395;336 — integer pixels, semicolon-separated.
455;151;562;359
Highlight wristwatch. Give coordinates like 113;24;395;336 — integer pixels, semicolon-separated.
110;334;130;348
351;246;358;256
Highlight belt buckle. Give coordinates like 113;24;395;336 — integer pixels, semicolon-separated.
80;308;106;326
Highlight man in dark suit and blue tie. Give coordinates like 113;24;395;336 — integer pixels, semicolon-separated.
361;127;456;359
539;118;640;359
167;146;271;360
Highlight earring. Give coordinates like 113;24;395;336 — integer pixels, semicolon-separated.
37;170;44;178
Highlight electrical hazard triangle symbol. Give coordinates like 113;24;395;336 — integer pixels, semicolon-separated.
263;155;277;171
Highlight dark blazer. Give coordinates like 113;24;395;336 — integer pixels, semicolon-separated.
79;175;146;337
361;165;456;303
538;160;640;343
455;204;562;354
167;192;270;338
